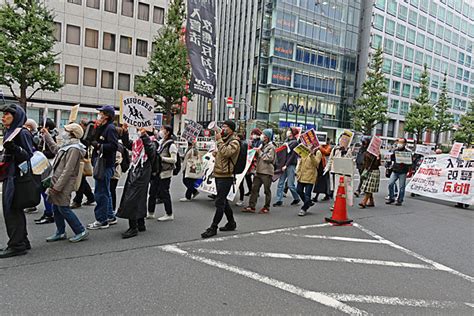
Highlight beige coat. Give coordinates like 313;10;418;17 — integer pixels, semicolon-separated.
255;141;276;176
44;133;85;206
213;135;240;178
296;150;322;184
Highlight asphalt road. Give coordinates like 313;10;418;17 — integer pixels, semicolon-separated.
0;175;472;315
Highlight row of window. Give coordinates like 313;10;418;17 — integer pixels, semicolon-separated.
59;64;132;91
55;23;151;57
373;13;473;56
293;73;338;95
66;0;165;24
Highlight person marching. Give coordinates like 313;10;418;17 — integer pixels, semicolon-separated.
116;128;156;238
0;104;34;258
358;145;381;208
296;147;322;216
42;124;89;243
201;121;240;238
243;129;276;214
386;138;411;206
180;140;201;202
313;138;332;202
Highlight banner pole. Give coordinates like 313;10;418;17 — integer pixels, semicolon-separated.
213;0;219;124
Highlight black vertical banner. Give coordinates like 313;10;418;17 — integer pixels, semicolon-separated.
186;0;216;99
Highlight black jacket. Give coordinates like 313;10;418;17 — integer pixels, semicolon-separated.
285;138;299;167
390;147;412;174
92;121;118;168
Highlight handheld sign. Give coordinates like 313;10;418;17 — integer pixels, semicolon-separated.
300;129;320;150
294;143;310;158
449;142;463;158
120;93;155;128
395;151;413;164
69;104;80;123
333;157;354;176
367;136;382;156
182;120;203;143
461;148;474;161
415;145;433;156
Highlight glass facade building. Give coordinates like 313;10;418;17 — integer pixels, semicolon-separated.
358;0;474;142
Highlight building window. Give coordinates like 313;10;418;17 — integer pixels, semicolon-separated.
402;84;411;97
425;37;434;51
83;68;97;87
427;20;436;34
406;28;415;43
105;0;117;13
425;55;432;68
153;6;165;24
67;0;82;5
65;65;79;85
416;33;425;48
382;58;392;74
415;51;423;65
398;5;408;21
403;65;412;80
412;86;420;98
387;0;397;16
372;34;382;49
391;80;401;95
122;0;134;17
384;38;394;54
53;22;61;42
118;73;131;91
66;25;80;45
138;2;149;21
375;0;385;10
396;23;406;40
417;14;426;29
393;62;402;77
400;101;410;115
136;39;148;57
389;100;399;114
373;14;384;30
405;47;414;62
394;43;404;58
385;19;395;35
85;28;98;48
103;32;116;51
413;68;422;82
120;36;132;54
101;70;114;89
434;41;442;55
86;0;99;9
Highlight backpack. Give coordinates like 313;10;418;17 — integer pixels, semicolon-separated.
233;140;248;175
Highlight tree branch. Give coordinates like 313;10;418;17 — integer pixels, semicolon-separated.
27;87;42;100
7;84;19;100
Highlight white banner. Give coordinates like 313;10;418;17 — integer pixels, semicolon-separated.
198;148;257;201
120;93;155;128
406;154;473;205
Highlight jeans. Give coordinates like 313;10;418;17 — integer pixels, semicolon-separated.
183;176;198;200
212;177;235;228
297;182;314;211
389;172;407;203
93;167;114;224
73;176;95;204
53;205;85;235
249;173;272;209
275;165;299;202
41;191;53;217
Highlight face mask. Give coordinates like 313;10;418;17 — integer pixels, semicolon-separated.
158;130;165;139
260;134;266;142
221;130;228;137
97;114;103;121
61;131;71;141
286;131;292;138
397;143;404;149
252;134;258;140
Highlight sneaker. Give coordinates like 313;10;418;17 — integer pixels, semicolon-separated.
201;227;217;239
242;206;256;213
84;200;96;206
70;202;82;209
157;214;174;222
0;248;27;258
107;217;118;225
236;201;244;207
395;201;403;206
192;191;200;199
219;222;237;232
121;228;138;239
259;207;270;214
298;209;307;216
146;212;155;219
24;207;38;214
272;201;283;207
385;199;395;205
69;231;89;243
179;197;191;202
46;233;67;242
290;199;301;206
36;216;55;225
87;221;109;230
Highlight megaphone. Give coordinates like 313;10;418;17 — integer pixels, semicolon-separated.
207;121;221;134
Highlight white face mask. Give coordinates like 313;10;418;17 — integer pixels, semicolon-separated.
61;131;71;141
286;131;292;138
252;134;258;140
97;114;103;121
260;134;266;142
397;143;404;149
159;130;165;139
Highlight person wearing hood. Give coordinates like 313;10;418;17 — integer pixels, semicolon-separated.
0;104;34;258
117;127;156;238
243;128;276;214
42;123;89;243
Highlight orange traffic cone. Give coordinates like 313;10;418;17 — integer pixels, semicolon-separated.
325;176;353;226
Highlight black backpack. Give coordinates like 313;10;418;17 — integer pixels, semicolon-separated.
233;140;247;175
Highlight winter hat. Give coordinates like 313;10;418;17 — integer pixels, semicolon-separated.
251;128;262;136
223;120;236;132
97;105;115;118
64;123;84;139
25;119;38;131
0;103;17;115
262;128;273;141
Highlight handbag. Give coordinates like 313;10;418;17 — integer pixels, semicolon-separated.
82;158;93;177
93;154;106;181
360;169;369;182
12;160;42;209
185;154;204;179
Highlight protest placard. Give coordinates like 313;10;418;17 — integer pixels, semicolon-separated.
315;131;328;145
154;113;163;129
462;148;474;161
407;154;473;205
273;145;288;182
333;157;354;176
294;143;311;158
300;129;320;150
339;129;353;148
68;104;79;122
380;149;392;162
120;93;155;128
415;145;433;156
182;120;203;143
367;136;382;156
395;151;413;164
449;142;464;158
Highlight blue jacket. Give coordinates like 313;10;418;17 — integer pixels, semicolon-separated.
93;120;118;168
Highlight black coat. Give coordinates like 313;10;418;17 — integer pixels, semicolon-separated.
117;135;156;220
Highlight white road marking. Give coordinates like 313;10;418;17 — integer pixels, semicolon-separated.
186;248;436;270
464;303;474;308
353;223;474;283
324;293;473;309
285;233;387;244
159;245;368;315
